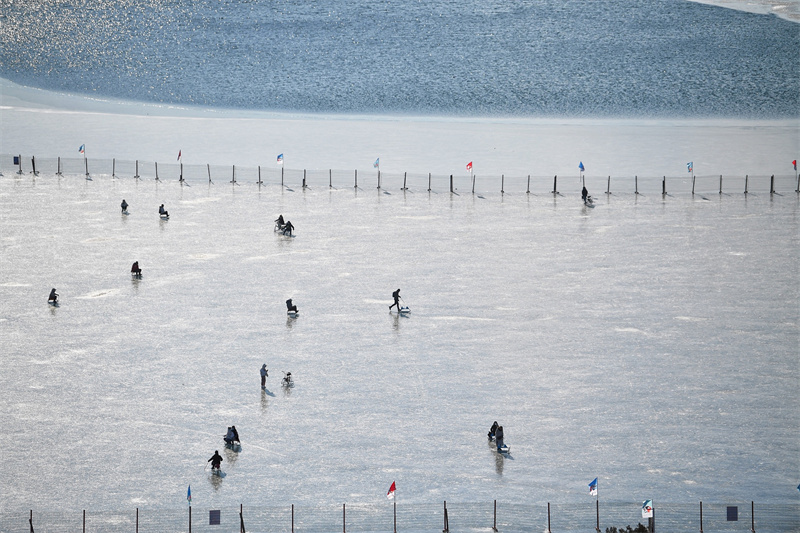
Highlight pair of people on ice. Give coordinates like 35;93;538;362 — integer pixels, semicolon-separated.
488;421;505;450
275;215;294;235
224;426;240;446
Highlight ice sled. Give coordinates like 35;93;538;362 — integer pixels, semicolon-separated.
497;444;510;454
287;310;299;318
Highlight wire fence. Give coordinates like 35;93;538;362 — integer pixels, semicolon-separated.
3;154;799;197
3;501;799;533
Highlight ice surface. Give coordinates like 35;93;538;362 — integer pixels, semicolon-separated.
0;84;798;524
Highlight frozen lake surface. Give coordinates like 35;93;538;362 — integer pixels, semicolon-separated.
0;168;797;521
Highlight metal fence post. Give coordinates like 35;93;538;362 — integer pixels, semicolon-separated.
547;503;551;533
662;176;666;195
635;175;639;194
770;175;775;194
450;174;453;193
606;175;610;194
719;174;723;195
492;499;498;532
700;501;704;533
552;175;558;194
343;503;346;533
751;501;755;533
527;175;530;194
443;501;449;533
744;175;748;195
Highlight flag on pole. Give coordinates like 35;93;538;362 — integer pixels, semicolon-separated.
687;162;693;173
578;161;585;172
793;160;797;171
466;161;473;172
79;144;85;154
187;485;192;504
373;158;380;169
642;499;653;518
387;481;396;499
177;150;182;161
277;154;284;165
588;478;598;496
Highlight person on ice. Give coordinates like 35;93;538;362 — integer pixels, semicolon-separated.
282;220;294;236
389;289;401;311
275;214;285;230
286;298;298;313
495;425;505;451
208;450;223;470
121;199;128;213
488;421;499;440
131;261;142;276
224;426;240;445
282;371;293;386
48;288;58;304
159;204;169;218
582;186;589;203
260;364;269;388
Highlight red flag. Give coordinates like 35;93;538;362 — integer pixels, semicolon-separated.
466;161;473;172
386;481;396;499
177;150;182;161
793;159;797;171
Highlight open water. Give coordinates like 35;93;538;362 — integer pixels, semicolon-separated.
1;0;798;117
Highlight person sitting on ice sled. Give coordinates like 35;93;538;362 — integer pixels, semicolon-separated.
488;421;499;440
159;204;169;218
286;298;298;313
48;288;59;304
389;289;401;311
275;214;285;230
282;220;294;236
208;450;223;470
131;261;142;276
495;425;505;451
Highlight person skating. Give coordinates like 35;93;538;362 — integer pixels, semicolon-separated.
260;364;269;388
582;186;589;202
275;214;285;230
282;220;294;236
389;289;401;311
488;421;499;440
121;199;128;213
208;450;223;470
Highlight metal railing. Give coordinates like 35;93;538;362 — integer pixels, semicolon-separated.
3;154;799;197
3;500;799;533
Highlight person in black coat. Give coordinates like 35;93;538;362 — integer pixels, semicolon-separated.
286;298;298;313
389;289;401;311
208;450;223;469
488;421;499;440
495;426;505;450
48;288;58;303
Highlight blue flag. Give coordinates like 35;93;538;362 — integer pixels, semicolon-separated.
373;158;380;168
578;161;585;172
687;162;693;173
187;485;191;504
277;153;284;165
588;477;597;496
79;144;85;154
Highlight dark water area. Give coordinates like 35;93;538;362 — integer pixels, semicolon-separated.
0;0;798;117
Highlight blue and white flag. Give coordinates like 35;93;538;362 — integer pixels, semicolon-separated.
687;162;693;173
578;161;585;172
79;144;85;154
373;158;380;169
642;499;653;518
187;485;192;504
277;153;284;165
588;477;598;496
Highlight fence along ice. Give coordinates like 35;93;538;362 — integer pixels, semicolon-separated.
3;154;798;196
4;501;799;533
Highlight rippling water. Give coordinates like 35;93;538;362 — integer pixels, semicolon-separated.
1;0;798;117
